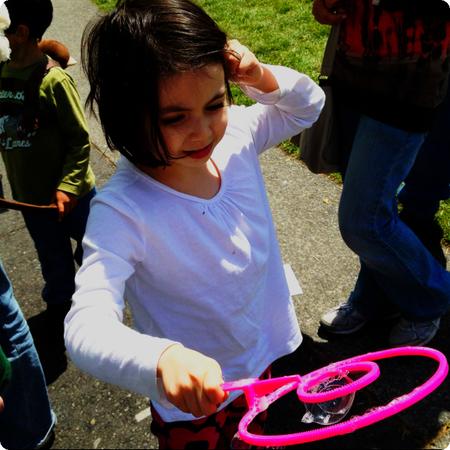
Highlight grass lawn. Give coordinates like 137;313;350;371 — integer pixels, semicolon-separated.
92;0;450;245
93;0;328;87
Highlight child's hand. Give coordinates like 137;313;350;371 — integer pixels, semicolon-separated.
225;39;278;93
55;190;78;221
157;344;229;417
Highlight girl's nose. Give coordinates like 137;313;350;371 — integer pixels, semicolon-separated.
190;116;211;141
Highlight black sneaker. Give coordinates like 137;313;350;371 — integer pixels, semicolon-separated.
389;318;441;346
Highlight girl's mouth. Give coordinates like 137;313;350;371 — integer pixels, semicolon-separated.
185;143;213;159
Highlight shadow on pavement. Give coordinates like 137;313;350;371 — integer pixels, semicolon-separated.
27;310;68;385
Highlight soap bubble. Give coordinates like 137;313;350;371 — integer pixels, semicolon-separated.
301;375;355;426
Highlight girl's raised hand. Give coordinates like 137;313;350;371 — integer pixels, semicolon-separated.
225;39;278;93
157;344;229;417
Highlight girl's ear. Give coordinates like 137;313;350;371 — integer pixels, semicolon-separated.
14;24;31;42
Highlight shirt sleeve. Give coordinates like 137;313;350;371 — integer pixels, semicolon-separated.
44;68;93;196
64;193;179;401
237;64;325;154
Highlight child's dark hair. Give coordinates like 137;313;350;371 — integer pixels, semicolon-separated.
82;0;232;167
6;0;53;40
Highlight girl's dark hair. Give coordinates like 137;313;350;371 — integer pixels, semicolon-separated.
82;0;232;167
6;0;53;40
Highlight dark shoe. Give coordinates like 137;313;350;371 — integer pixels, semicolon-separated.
389;317;441;346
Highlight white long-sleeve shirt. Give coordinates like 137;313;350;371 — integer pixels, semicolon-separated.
65;65;325;422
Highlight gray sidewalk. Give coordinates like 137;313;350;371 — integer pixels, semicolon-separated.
0;0;449;448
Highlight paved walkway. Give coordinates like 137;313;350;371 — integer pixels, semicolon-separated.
0;0;449;448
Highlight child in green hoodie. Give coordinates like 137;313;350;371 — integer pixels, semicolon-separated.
0;0;96;342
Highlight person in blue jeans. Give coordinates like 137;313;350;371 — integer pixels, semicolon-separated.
314;0;450;346
0;258;56;449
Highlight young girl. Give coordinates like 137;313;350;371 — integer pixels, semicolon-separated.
65;0;324;448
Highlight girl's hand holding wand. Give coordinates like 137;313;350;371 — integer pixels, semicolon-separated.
225;39;279;94
157;344;229;417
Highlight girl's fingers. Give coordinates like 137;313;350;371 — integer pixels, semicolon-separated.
225;40;262;86
225;51;240;77
158;346;227;417
239;50;256;74
225;40;243;77
185;391;204;417
193;366;226;417
226;40;251;69
180;382;218;417
166;385;202;417
203;370;227;406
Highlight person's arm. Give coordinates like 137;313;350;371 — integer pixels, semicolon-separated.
64;195;173;400
44;69;93;217
64;193;227;416
224;41;325;154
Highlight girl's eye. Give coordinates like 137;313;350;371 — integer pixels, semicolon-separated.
160;101;225;125
160;115;185;126
207;102;225;111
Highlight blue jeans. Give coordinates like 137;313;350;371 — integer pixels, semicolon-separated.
398;89;450;219
338;115;450;321
0;259;56;449
22;188;96;307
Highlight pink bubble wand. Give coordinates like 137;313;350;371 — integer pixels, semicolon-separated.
222;346;448;447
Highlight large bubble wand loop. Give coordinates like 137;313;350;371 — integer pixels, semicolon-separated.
222;346;448;447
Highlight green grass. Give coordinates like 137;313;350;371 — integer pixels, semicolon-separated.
92;0;116;10
95;0;328;104
200;1;326;76
202;0;327;104
437;201;450;243
93;0;326;79
91;0;450;246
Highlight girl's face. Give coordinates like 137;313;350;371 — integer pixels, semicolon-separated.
158;63;228;169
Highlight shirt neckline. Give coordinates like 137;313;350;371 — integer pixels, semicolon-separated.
124;155;226;205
